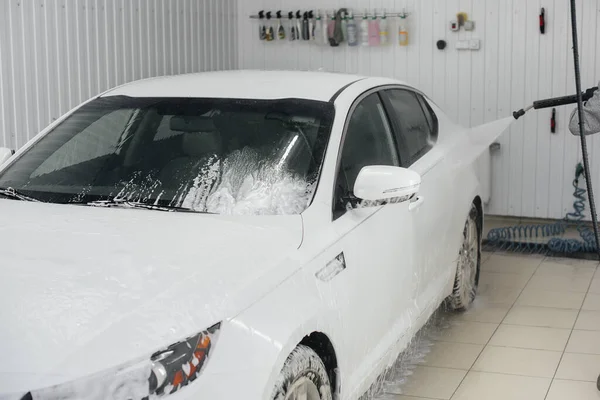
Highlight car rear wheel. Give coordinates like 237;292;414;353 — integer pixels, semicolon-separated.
272;345;333;400
447;204;481;311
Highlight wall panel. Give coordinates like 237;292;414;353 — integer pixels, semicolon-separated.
238;0;600;219
0;0;238;150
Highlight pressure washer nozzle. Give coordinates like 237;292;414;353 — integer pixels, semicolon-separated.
513;109;526;120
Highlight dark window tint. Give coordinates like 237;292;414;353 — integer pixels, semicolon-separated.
385;89;435;164
335;93;399;214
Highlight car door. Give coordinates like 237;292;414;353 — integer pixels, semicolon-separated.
381;88;455;312
329;91;418;384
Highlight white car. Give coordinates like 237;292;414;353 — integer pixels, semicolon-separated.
0;71;510;400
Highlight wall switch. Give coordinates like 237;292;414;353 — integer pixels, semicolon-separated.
469;39;480;50
450;20;459;31
455;40;469;50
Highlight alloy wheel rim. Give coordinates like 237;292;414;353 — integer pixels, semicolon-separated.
284;377;322;400
460;218;478;303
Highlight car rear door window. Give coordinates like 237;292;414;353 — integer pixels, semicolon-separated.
384;89;437;165
334;93;399;216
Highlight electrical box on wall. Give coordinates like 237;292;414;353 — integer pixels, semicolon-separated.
456;39;480;50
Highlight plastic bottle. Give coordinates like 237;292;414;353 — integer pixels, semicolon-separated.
288;12;296;41
379;10;389;45
399;16;409;46
341;11;348;42
327;9;336;45
322;10;330;45
277;11;285;40
360;10;370;46
314;12;324;45
369;12;381;46
347;11;358;46
302;12;310;40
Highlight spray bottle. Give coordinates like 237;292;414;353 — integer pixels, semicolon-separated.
276;11;285;40
308;11;315;40
379;9;389;45
288;12;296;41
265;12;274;41
346;10;358;46
258;11;266;40
360;9;370;46
302;12;310;40
296;11;302;40
399;12;409;46
369;10;381;46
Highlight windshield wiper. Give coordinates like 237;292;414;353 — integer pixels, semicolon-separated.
86;199;204;213
0;187;40;202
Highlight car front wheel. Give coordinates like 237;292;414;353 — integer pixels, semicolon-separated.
272;345;333;400
448;204;481;311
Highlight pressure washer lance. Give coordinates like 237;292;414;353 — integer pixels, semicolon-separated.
512;86;598;120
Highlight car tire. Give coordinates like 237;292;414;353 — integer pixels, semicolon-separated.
272;345;333;400
447;204;481;312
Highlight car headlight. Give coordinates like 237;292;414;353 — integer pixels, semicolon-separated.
18;323;220;400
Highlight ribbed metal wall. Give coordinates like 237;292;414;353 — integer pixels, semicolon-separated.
238;0;600;220
0;0;238;150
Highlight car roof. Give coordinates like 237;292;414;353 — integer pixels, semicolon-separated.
103;70;374;102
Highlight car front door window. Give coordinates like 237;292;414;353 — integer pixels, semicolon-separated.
335;93;399;217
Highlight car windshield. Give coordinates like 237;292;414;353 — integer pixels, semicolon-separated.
0;96;335;215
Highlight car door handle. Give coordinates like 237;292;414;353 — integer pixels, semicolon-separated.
409;196;425;212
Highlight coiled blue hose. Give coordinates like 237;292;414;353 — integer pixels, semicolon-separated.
486;163;598;254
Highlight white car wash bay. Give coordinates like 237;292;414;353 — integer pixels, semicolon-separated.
1;1;600;400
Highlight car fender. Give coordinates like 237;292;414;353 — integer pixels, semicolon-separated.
209;265;343;400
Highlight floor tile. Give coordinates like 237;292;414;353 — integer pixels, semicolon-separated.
538;259;598;279
435;321;498;345
398;366;466;399
477;286;522;306
543;256;599;268
481;254;541;275
453;303;511;324
481;251;493;263
555;353;600;382
503;306;579;329
583;293;600;311
575;310;600;331
524;274;592;293
451;371;551;400
516;288;586;309
478;272;530;289
589;278;600;294
545;379;600;400
422;342;484;370
489;324;570;351
566;330;600;355
471;346;562;378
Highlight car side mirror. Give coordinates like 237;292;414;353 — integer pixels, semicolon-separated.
0;147;14;165
353;165;421;202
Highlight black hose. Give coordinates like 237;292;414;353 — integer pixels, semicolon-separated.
570;0;600;256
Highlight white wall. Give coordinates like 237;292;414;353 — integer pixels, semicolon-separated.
0;0;238;150
238;0;600;219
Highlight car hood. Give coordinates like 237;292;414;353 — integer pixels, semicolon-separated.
0;200;303;392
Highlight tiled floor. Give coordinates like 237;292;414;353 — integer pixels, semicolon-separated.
395;251;600;400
